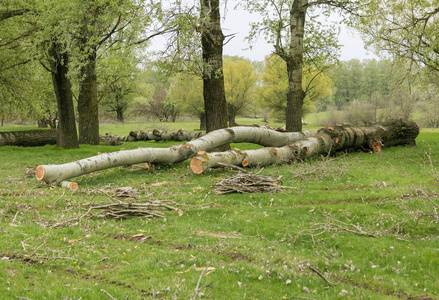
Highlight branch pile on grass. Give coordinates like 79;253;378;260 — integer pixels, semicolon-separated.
87;200;183;219
53;200;183;228
212;171;294;194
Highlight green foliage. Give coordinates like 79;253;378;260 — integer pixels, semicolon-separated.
243;0;341;66
258;55;333;121
330;59;396;108
0;122;438;299
98;45;141;122
357;0;439;73
223;56;258;123
167;72;204;119
0;0;160;124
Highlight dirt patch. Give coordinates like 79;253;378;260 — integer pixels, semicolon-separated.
100;232;152;242
346;278;435;300
194;230;242;239
219;250;252;262
1;252;43;265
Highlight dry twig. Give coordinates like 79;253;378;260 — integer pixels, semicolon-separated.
308;266;344;286
100;289;117;300
193;261;214;300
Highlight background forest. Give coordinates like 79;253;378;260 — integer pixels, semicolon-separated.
1;0;438;136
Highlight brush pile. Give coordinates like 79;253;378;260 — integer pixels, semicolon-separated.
88;200;184;219
212;172;294;194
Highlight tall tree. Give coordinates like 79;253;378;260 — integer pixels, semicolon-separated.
98;46;139;123
49;41;79;148
0;1;80;147
199;0;229;141
73;1;143;144
245;0;354;132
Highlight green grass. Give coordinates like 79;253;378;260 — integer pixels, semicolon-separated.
0;120;438;299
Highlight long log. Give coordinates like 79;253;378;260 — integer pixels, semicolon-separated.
0;129;57;147
36;126;311;184
100;130;206;145
102;125;291;144
129;129;206;141
190;120;419;174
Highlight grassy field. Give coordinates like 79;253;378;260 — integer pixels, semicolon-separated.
0;119;438;299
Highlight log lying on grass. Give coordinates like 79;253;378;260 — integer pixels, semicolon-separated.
36;126;311;185
129;129;206;141
190;119;419;174
101;125;291;144
100;129;206;145
0;129;57;147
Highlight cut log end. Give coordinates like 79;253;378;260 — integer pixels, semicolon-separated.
242;158;249;167
35;165;45;181
190;158;205;174
61;181;78;191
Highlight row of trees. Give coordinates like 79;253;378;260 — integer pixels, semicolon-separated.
1;0;438;147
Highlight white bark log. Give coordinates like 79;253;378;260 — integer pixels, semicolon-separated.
190;120;419;174
36;126;311;184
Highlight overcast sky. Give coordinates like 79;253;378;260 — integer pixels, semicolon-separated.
221;2;378;62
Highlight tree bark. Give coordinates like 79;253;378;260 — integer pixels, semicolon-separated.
116;107;124;123
190;120;419;174
49;42;79;149
0;129;57;147
200;0;229;150
228;104;237;126
200;113;206;131
36;126;310;184
285;0;307;133
77;48;100;145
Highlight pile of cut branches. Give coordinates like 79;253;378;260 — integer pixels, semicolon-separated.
53;200;183;228
212;171;294;194
87;200;184;219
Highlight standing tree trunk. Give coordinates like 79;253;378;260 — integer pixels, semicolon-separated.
199;112;206;131
77;48;100;145
228;104;236;126
116;107;124;123
200;0;229;150
49;42;79;149
285;0;306;132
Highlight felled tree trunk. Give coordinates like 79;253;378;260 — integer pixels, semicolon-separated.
36;127;310;185
0;129;57;147
129;129;206;142
190;120;419;174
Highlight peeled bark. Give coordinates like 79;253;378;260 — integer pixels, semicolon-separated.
190;120;419;174
36;126;310;184
0;129;57;147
